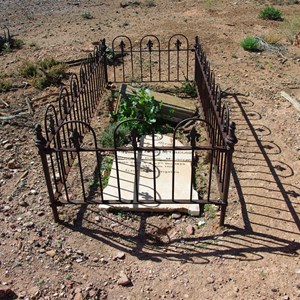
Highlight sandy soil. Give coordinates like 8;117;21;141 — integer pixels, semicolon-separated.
1;0;300;299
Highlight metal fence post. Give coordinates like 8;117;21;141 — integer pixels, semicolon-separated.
100;38;109;84
220;121;237;226
35;124;60;223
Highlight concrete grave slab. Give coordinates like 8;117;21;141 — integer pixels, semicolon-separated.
101;134;200;216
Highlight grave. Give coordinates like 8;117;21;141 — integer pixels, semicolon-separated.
100;134;200;216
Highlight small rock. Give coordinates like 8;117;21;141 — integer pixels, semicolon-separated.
95;216;101;222
28;286;39;299
46;249;56;257
207;276;215;284
74;287;82;294
117;272;131;286
7;159;20;169
23;221;34;228
74;292;84;300
115;251;126;260
171;213;182;219
198;219;206;226
186;225;195;235
3;205;11;212
30;189;38;195
4;143;13;150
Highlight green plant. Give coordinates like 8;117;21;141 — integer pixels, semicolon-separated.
0;79;12;92
204;0;217;10
81;11;93;19
2;42;11;53
112;88;162;135
101;156;114;187
19;58;67;89
282;16;300;44
204;204;217;219
144;0;156;7
240;36;260;52
259;6;283;21
1;38;23;53
178;77;197;97
19;61;38;77
100;123;131;148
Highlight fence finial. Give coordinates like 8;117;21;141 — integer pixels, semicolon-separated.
175;39;182;51
70;128;83;149
226;122;238;150
35;124;46;148
189;126;197;148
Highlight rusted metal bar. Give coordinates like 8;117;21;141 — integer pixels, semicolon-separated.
35;124;60;222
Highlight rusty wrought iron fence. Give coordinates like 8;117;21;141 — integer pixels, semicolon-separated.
35;34;237;225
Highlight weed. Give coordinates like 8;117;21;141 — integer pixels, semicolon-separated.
178;77;197;97
2;42;11;53
259;6;283;21
0;79;12;92
1;38;23;53
101;156;114;187
240;36;261;52
29;41;36;47
65;275;72;280
282;16;300;44
262;34;281;44
100;123;131;148
112;87;162;136
19;58;67;89
120;1;141;7
144;0;156;7
204;0;217;10
204;204;217;219
19;61;38;77
120;21;129;28
81;12;93;19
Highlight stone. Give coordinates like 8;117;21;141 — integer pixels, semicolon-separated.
4;143;13;150
30;189;38;195
198;219;206;226
74;292;84;300
186;224;195;235
172;213;182;219
207;277;215;284
46;249;56;257
115;251;125;260
28;286;40;299
23;221;34;228
7;159;20;169
117;272;131;286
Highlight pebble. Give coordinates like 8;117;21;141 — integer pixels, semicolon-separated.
117;272;131;286
28;286;39;299
46;249;56;257
207;276;215;284
4;143;13;150
186;225;195;235
171;213;182;219
74;292;84;300
115;251;126;260
23;221;34;228
30;189;38;195
198;219;206;226
7;159;20;169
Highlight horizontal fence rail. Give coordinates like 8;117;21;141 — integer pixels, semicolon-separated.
35;34;237;226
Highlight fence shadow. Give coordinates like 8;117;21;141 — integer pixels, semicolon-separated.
58;93;300;264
